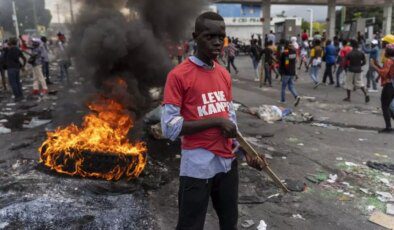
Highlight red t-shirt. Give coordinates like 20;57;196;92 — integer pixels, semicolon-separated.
163;59;234;158
340;46;352;67
301;33;308;41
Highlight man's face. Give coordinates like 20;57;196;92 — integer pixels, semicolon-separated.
193;19;226;60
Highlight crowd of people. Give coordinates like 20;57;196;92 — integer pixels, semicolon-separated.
244;30;394;133
0;32;71;102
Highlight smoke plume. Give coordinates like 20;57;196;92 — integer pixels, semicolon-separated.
69;0;206;119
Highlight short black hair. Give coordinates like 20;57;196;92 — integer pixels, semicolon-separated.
350;39;359;48
386;46;394;57
8;37;18;46
195;12;224;33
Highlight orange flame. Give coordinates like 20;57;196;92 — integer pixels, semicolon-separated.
39;96;147;181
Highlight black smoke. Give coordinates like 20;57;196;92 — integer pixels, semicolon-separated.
69;0;206;119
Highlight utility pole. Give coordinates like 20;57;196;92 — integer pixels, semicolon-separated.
32;0;38;28
56;3;61;24
340;7;346;31
69;0;75;24
12;0;20;37
307;8;313;38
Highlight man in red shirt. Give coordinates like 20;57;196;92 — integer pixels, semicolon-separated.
301;29;309;42
336;40;352;87
162;12;265;229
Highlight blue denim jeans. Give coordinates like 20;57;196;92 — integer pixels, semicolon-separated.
310;66;320;84
366;66;377;90
59;60;70;83
7;68;23;99
42;61;50;80
281;75;298;102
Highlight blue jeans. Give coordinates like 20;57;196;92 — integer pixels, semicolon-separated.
251;56;259;79
366;67;377;90
7;68;23;99
59;60;70;83
42;61;50;80
310;66;320;84
281;75;298;102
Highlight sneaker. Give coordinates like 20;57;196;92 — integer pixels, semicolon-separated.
313;82;321;89
368;89;378;93
41;89;48;95
294;96;301;107
378;128;393;133
32;90;40;95
343;97;351;102
254;78;260;82
365;95;370;103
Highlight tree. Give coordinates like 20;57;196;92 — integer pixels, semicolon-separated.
301;20;310;32
0;0;52;35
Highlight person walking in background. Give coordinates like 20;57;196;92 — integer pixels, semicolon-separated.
56;33;71;84
308;39;324;88
370;44;394;133
40;36;52;85
362;39;380;92
176;42;184;64
343;40;369;103
4;37;26;101
30;38;48;95
264;41;275;86
267;30;276;44
301;29;309;42
336;40;352;87
225;38;239;74
279;40;301;106
298;38;309;72
322;39;337;85
268;41;281;80
0;42;7;92
250;39;262;81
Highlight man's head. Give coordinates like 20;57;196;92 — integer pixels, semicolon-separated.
385;44;394;58
193;12;225;61
326;39;332;46
8;37;18;47
350;39;359;48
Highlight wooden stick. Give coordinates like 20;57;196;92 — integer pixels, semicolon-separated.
236;131;290;193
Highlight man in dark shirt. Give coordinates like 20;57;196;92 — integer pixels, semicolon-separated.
4;37;26;101
343;40;369;103
279;40;301;106
264;41;274;86
0;42;7;91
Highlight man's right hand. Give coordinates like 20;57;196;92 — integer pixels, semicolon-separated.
217;118;237;138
